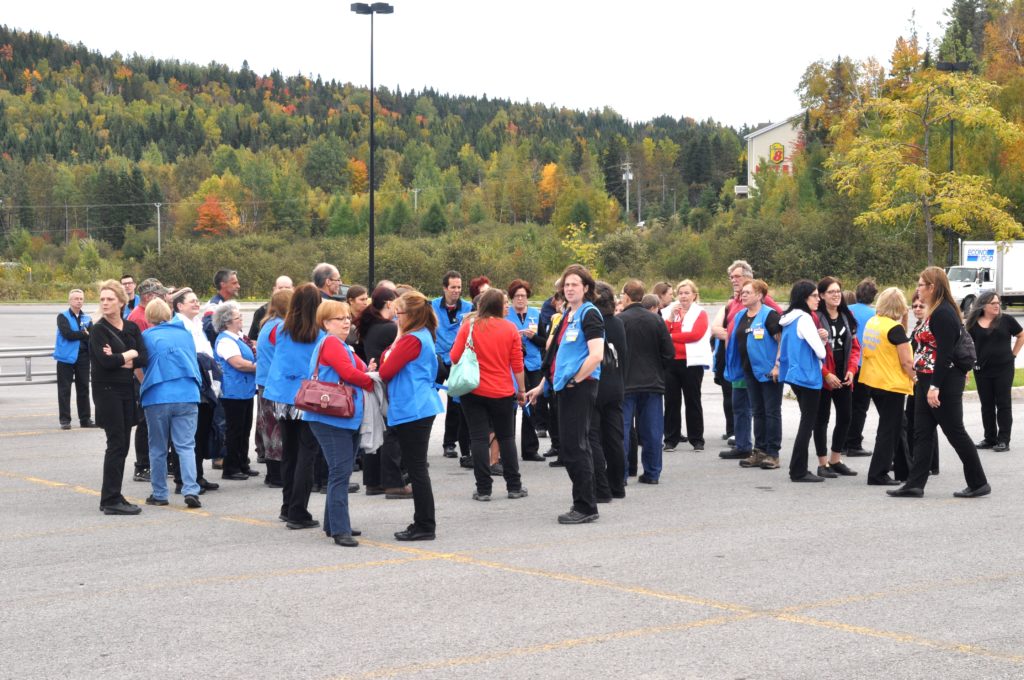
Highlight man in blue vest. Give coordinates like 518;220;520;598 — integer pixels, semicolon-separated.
432;270;472;460
54;288;94;430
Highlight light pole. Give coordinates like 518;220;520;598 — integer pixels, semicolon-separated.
936;60;971;267
154;202;162;256
351;2;393;289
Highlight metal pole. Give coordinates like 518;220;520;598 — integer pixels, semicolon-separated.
155;202;162;256
368;11;376;289
947;89;955;267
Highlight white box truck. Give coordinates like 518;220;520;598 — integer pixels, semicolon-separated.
948;240;1024;311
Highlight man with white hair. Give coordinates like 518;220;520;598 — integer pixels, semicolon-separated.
54;288;94;430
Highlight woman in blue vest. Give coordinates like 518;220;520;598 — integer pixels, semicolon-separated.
526;264;605;525
779;280;827;482
379;291;444;541
212;300;257;482
139;299;204;509
506;279;546;462
264;284;326;529
726;279;783;470
305;300;374;547
255;289;293;488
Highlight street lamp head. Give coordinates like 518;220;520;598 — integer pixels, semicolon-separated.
351;3;372;14
936;60;971;72
370;2;394;13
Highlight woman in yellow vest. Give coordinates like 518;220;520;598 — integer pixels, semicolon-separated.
859;288;917;485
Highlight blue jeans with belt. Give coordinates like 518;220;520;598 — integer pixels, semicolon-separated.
309;421;359;537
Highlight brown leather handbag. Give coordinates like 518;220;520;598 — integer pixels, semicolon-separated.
293;340;356;418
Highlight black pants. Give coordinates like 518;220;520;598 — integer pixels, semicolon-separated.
867;388;906;483
96;388;134;507
896;395;938;480
590;392;624;499
814;387;852;457
665;361;704;447
547;388;561;453
557;380;599;516
221;398;254;476
845;370;872;450
394;416;436;532
363;428;405;489
134;416;149;472
975;367;1014;444
443;395;470;455
518;369;542;457
57;354;91;425
720;378;734;437
789;385;820;479
461;393;522;494
279;418;317;521
906;372;987;490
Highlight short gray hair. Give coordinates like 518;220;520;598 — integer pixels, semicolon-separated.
68;289;84;299
212;301;241;333
312;262;339;288
727;260;753;277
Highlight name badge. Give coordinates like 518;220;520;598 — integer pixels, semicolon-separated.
752;328;765;340
565;329;579;342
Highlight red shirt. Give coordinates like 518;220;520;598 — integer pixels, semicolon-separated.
379;334;422;381
127;303;149;332
665;308;709;360
450;317;524;398
317;335;373;390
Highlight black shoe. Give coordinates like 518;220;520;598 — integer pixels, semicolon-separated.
558;509;599;524
638;474;659;484
507;488;528;499
792;472;824;483
333;534;359;547
536;429;548;438
145;495;169;506
256;455;267;464
886;486;924;498
975;439;996;450
244;469;260;477
198;479;219;491
264;479;284;488
278;513;288;522
844;447;871;457
829;462;858;476
60;422;72;431
721;432;733;440
348;482;361;493
133;469;151;482
442;445;457;458
663;441;678;452
286;518;321;530
953;483;991;498
472;491;491;501
727;436;735;447
611;491;626;499
489;463;504;476
691;441;705;451
173;483;205;495
816;465;838;479
80;419;97;428
101;501;142;515
542;448;559;458
993;442;1010;452
184;494;202;508
719;448;749;460
365;486;385;496
596;496;612;504
548;459;565;467
351;529;362;536
522;453;545;462
459;456;474;469
394;526;435;541
222;472;249;480
867;476;901;486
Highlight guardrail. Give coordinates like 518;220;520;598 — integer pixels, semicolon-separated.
0;346;58;386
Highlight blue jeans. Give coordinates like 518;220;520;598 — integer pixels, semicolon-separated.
622;392;664;480
309;421;359;537
731;386;752;453
145;402;199;500
744;373;783;456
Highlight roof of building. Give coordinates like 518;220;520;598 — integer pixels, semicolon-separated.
743;115;802;141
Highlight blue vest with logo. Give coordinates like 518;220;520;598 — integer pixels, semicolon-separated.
779;312;824;390
255;317;284;388
140;320;201;407
264;329;325;406
301;336;364;430
725;305;777;383
506;306;542;371
387;327;444;426
215;332;257;399
53;310;91;364
431;297;472;365
552;301;603;392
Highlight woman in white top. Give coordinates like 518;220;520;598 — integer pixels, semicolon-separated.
662;279;711;451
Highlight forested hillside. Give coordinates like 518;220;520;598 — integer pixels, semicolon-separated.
1;0;1022;299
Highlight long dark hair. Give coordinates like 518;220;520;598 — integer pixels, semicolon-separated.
785;280;818;316
816;276;857;335
282;283;321;344
472;288;505;321
356;286;397;339
965;290;1000;331
559;263;596;303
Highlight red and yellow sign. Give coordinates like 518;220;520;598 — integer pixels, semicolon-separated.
769;143;785;164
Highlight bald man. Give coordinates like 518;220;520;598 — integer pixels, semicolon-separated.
248;275;294;339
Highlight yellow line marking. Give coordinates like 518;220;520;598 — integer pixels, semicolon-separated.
23;476;68;487
0;430;50;438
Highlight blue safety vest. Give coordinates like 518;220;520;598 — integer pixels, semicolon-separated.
140;320;201;407
255;317;284;388
552;301;603;392
725;305;777;383
263;328;325;406
506;306;542;371
302;336;364;430
387;327;444;426
53;309;91;364
215;332;257;399
431;297;472;365
779;311;824;390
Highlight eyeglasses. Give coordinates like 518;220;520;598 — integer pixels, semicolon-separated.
911;304;925;309
826;289;842;295
512;293;529;299
328;278;342;283
986;300;1001;306
330;316;353;322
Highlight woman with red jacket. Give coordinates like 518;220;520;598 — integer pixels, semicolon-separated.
812;277;861;478
662;279;711;451
450;287;528;501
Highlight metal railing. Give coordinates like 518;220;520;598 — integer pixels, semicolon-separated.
0;346;58;386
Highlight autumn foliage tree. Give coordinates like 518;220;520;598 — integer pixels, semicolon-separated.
194;195;240;237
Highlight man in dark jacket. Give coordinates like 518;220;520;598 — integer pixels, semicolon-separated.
619;280;675;484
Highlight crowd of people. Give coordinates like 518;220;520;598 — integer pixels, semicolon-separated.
52;259;1021;545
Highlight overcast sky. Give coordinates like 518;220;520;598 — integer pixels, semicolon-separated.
6;1;948;129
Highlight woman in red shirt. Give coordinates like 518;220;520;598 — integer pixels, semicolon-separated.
450;288;528;501
662;279;711;451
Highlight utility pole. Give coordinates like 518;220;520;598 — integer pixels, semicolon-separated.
637;170;643;224
621;161;632;218
411;187;420;213
154;202;162;256
64;201;69;244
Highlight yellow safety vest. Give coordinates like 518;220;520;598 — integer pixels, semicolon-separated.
860;316;914;395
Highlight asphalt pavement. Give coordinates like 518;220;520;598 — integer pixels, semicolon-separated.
2;304;1023;679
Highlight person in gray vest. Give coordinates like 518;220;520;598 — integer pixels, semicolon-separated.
54;288;94;430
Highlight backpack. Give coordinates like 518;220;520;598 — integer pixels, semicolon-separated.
952;325;977;372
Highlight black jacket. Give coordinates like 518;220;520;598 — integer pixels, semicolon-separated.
598;312;627;402
618;304;674;394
